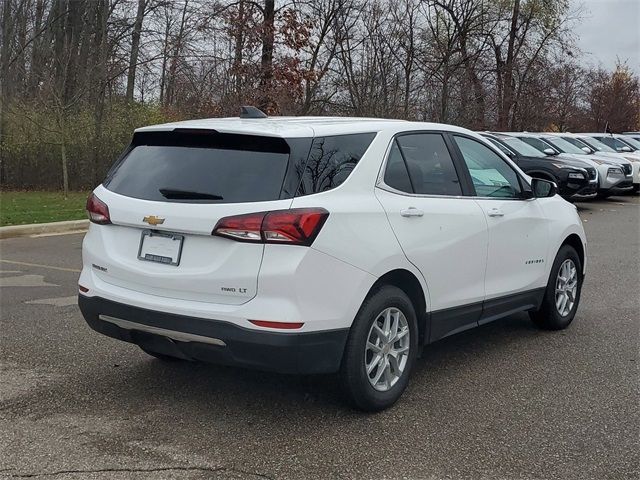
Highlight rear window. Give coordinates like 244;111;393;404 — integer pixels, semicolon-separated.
105;130;375;203
105;131;292;203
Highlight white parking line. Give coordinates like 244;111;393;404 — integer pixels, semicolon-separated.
0;259;81;273
26;296;77;307
0;274;59;288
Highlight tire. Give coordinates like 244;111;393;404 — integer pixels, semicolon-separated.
340;285;419;412
529;245;582;330
596;191;611;199
139;346;185;361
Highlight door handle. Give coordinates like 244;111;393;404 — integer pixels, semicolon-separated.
487;207;504;217
400;207;424;217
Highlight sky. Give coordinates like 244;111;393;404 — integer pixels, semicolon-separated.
573;0;640;73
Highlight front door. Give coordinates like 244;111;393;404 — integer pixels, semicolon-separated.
450;135;549;311
375;133;488;341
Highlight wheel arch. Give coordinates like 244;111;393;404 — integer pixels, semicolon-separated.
367;269;429;345
561;233;585;275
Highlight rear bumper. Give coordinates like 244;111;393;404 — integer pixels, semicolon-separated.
79;295;348;374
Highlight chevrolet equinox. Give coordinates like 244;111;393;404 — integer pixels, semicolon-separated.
79;109;587;411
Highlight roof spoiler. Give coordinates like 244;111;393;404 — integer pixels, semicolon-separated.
240;106;268;119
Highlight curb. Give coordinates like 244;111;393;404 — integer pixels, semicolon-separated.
0;219;89;239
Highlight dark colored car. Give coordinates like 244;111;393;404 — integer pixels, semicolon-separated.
480;133;597;199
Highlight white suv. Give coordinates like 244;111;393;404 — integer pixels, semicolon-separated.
79;110;587;411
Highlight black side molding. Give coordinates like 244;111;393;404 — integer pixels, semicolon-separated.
427;287;545;343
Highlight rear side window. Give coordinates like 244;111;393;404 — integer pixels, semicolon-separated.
295;133;376;196
383;142;413;192
105;131;291;203
396;133;462;196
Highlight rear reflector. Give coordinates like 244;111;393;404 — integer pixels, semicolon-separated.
213;208;329;246
249;320;304;330
86;193;111;224
78;285;89;293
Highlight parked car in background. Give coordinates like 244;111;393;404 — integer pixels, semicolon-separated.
622;132;640;143
78;112;587;411
614;135;640;152
550;133;640;193
480;132;597;200
508;132;633;198
588;133;640;154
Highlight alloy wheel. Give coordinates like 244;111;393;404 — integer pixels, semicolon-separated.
364;307;411;392
555;259;578;317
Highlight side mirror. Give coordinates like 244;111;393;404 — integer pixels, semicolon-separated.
531;178;557;198
581;146;592;154
619;146;632;152
543;148;557;156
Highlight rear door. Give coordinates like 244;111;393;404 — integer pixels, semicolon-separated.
375;133;488;341
87;130;309;305
450;134;549;310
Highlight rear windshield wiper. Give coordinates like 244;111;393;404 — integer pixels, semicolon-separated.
159;188;223;200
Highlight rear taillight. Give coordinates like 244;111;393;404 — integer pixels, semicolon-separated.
213;208;329;246
86;193;111;224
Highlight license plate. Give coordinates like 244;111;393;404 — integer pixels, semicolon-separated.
137;230;184;266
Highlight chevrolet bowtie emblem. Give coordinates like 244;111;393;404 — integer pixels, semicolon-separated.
143;215;165;226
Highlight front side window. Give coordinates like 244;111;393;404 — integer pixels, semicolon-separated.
562;136;592;151
395;133;462;196
502;137;546;157
296;133;376;196
619;136;640;150
580;136;617;153
453;136;522;198
519;137;557;154
486;138;515;157
591;135;632;151
546;137;586;155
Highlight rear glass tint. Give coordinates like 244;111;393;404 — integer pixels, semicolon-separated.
104;131;291;203
295;133;376;195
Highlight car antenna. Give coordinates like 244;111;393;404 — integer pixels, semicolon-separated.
240;106;268;119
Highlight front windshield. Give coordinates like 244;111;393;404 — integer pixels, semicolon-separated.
502;137;545;157
545;137;586;155
580;136;617;153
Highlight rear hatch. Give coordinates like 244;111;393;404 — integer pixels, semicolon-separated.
88;129;310;305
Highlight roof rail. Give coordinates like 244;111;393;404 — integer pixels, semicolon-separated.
240;106;268;119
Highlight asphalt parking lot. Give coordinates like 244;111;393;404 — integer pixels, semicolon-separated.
1;196;638;480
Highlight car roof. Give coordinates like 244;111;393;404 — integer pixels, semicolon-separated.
483;131;519;139
547;132;591;138
134;116;476;138
582;133;629;139
504;132;555;138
